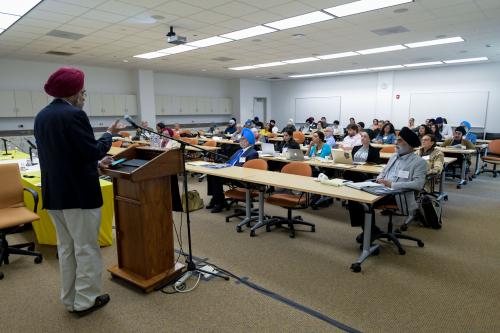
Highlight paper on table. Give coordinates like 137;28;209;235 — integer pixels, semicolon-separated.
187;161;211;166
346;181;383;190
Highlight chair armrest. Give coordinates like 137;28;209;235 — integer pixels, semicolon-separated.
24;187;39;213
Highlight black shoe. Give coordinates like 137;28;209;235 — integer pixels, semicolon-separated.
206;199;216;209
211;205;223;213
73;294;110;316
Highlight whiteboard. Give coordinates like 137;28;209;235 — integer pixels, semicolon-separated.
409;91;489;128
294;96;341;124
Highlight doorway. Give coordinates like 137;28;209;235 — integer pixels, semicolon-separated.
252;97;266;123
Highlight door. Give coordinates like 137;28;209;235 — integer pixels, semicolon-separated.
253;97;266;122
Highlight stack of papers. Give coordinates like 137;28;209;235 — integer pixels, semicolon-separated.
346;181;383;190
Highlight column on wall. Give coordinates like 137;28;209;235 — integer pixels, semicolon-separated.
135;69;156;127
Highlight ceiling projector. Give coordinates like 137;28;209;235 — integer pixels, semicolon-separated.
166;26;186;45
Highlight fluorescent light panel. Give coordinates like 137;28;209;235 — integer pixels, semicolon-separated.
317;51;359;60
157;45;198;55
0;13;21;30
325;0;414;17
282;57;319;64
339;68;370;74
404;36;464;48
264;11;334;30
443;57;488;64
133;52;167;59
404;61;443;67
290;72;339;78
357;44;407;55
255;62;286;68
370;65;404;71
229;66;258;71
186;36;233;48
220;25;276;40
0;0;41;16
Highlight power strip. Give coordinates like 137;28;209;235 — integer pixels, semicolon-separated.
199;265;218;279
174;271;192;288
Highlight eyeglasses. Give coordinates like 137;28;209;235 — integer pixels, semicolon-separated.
81;90;87;97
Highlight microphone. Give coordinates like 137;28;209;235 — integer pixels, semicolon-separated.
26;139;37;150
123;115;139;129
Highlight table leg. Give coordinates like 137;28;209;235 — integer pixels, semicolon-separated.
249;190;266;237
236;187;258;232
473;148;480;178
437;169;448;201
457;154;467;189
351;204;380;273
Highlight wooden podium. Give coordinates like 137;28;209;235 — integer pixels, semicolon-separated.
102;146;185;292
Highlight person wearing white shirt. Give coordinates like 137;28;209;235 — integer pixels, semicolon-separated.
339;124;362;150
332;120;343;136
436;117;453;139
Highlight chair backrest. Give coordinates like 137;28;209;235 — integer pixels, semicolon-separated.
0;164;24;209
243;159;268;170
281;161;312;177
380;146;396;153
119;131;130;137
111;141;123;147
203;140;217;147
488;139;500;155
293;131;305;144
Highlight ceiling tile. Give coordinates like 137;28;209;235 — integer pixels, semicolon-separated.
96;0;147;16
36;1;90;16
80;9;128;23
212;2;260;17
153;1;204;17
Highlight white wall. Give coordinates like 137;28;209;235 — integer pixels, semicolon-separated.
238;79;272;124
271;62;500;133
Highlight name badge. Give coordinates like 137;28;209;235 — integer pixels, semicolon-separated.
282;147;288;153
239;157;246;163
398;170;409;179
422;155;430;160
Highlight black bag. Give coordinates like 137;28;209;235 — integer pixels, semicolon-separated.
418;195;442;229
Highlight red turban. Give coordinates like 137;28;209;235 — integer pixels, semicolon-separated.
44;67;85;97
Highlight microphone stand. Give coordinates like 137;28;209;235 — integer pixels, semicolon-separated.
125;120;229;283
1;138;11;156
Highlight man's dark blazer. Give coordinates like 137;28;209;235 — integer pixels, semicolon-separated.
230;147;259;166
34;99;112;210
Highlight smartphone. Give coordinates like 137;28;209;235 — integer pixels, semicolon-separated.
110;158;127;167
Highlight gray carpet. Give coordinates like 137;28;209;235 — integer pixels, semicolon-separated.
1;172;499;333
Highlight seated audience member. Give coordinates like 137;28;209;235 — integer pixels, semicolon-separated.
251;127;265;144
252;116;260;126
269;119;279;134
417;124;432;140
133;121;152;140
430;124;442;142
316;121;324;130
278;129;300;153
306;131;332;158
343;131;381;182
332;120;343;136
358;121;374;139
339;124;362;150
373;123;397;144
299;117;314;133
282;118;296;132
442;126;475;178
319;116;328;129
155;123;176;149
208;122;217;134
427;118;436;126
230;123;243;141
349;117;356;126
255;121;264;130
244;119;254;128
348;128;427;243
415;134;445;193
259;123;273;138
173;123;181;136
460;121;477;144
224;118;237;135
324;127;337;148
206;128;259;213
408;117;418;132
436;117;453;139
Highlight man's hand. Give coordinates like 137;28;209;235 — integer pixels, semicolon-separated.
376;179;392;188
107;120;126;135
99;156;114;169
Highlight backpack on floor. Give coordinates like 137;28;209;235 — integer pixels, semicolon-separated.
418;194;442;229
182;190;204;212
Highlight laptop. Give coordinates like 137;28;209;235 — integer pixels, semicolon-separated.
332;149;353;164
286;148;305;161
260;143;277;157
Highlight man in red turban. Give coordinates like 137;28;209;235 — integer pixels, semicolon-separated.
35;67;124;316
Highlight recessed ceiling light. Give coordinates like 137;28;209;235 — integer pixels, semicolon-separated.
324;0;413;17
282;57;319;64
201;69;207;71
404;36;464;48
186;36;233;48
370;65;404;71
316;51;359;60
255;62;286;68
123;60;129;63
220;25;276;40
404;61;443;67
339;68;370;74
292;33;305;39
443;57;488;64
357;44;407;55
229;65;258;70
157;45;198;55
485;44;493;48
0;0;41;16
0;13;21;30
264;11;334;30
133;51;166;59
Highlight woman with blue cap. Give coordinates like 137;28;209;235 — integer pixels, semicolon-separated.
460;121;477;144
206;128;259;213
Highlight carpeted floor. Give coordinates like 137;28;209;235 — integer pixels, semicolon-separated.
1;172;499;333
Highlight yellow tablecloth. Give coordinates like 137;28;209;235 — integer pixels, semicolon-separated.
2;150;114;246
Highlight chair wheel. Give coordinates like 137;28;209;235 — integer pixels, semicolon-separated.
398;249;406;255
236;226;242;233
418;241;424;247
0;272;4;280
28;245;35;251
400;224;408;231
350;263;361;273
250;230;255;237
34;256;43;264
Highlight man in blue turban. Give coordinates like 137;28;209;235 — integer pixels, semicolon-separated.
206;128;259;213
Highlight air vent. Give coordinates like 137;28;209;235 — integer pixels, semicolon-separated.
211;57;236;62
46;30;85;40
45;51;75;56
371;25;409;36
